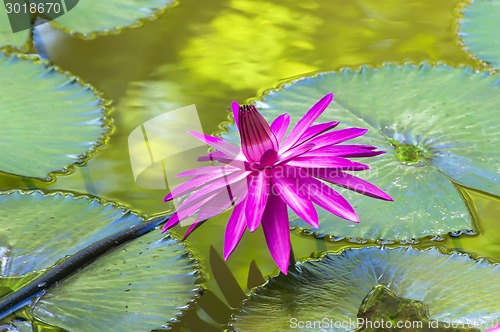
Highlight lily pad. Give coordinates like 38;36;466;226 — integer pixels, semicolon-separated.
52;0;176;38
0;190;140;277
222;64;500;241
32;230;200;332
0;10;30;51
0;190;201;331
459;0;500;69
0;51;111;180
231;247;500;331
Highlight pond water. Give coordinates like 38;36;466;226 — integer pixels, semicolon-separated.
0;0;499;330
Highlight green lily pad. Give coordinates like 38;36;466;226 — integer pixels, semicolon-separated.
52;0;176;38
222;64;499;241
459;0;500;69
32;231;200;332
0;190;140;277
357;286;480;332
0;51;111;180
0;190;201;331
0;10;30;51
230;247;500;331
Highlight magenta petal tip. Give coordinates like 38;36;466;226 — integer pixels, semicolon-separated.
280;266;289;275
160;224;171;233
231;101;240;111
350;214;360;223
231;101;240;126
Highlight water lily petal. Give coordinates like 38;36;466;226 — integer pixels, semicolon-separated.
181;221;205;240
273;173;319;228
307;127;369;150
238;105;279;162
259;149;279;168
162;192;218;232
161;213;181;232
261;191;290;274
281;93;334;151
194;187;242;222
305;168;393;201
302;146;385;158
188;130;240;157
246;171;271;232
176;182;249;229
164;168;244;201
198;153;249;170
293;121;339;147
285;156;369;170
176;171;250;209
232;101;240;127
224;198;248;260
176;165;240;178
197;151;247;165
283;165;359;223
270;113;291;143
194;202;230;225
278;143;316;164
165;173;218;201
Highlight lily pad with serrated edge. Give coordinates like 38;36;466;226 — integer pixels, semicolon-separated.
0;190;140;278
32;230;201;332
0;10;31;51
230;247;500;332
458;0;500;70
51;0;176;38
0;51;112;180
222;64;500;241
0;189;201;331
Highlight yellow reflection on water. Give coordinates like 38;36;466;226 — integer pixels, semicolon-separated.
180;0;321;89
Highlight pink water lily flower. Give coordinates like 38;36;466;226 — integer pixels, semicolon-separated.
162;93;392;274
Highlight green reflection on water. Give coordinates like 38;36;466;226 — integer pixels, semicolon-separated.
0;0;498;329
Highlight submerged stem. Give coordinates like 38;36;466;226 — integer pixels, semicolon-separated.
0;214;170;320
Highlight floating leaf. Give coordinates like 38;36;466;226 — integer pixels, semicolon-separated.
0;190;140;277
52;0;175;38
0;190;201;331
222;64;500;240
0;51;111;180
0;10;30;51
459;0;500;69
32;231;200;332
231;247;500;331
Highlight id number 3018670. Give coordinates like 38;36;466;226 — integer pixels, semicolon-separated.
5;2;62;14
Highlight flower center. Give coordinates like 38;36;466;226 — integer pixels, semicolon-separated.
387;139;433;166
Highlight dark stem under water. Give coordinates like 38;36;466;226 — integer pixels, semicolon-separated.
0;214;170;320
